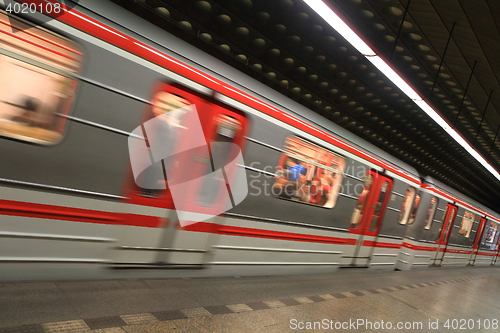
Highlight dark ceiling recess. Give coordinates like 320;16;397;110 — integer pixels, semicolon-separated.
111;0;500;210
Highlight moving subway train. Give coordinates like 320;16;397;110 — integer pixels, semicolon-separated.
0;0;499;281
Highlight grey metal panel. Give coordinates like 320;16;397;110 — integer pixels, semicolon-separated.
242;116;288;172
78;48;155;108
340;158;365;189
0;117;130;196
69;81;145;137
344;158;369;181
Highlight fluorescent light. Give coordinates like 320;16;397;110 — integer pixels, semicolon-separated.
302;0;376;56
413;101;500;181
365;56;421;100
303;0;500;182
412;100;451;130
445;128;500;181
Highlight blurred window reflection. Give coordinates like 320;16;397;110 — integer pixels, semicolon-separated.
458;211;475;238
273;136;346;208
480;223;499;251
407;193;421;225
424;196;438;230
486;223;498;243
0;12;82;144
398;187;416;225
350;175;373;228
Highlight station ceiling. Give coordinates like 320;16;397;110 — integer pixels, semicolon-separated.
112;0;500;210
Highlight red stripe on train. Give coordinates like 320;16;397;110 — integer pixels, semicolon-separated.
401;242;437;252
182;222;357;245
120;214;163;228
0;199;162;227
362;240;401;249
0;199;355;243
445;249;471;254
0;199;119;224
476;252;495;256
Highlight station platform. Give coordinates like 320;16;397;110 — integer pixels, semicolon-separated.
1;266;500;333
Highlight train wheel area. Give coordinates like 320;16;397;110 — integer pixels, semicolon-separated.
0;266;499;332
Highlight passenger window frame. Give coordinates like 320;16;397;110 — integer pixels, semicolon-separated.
458;210;475;238
0;10;83;145
424;196;439;230
398;186;416;225
272;135;346;209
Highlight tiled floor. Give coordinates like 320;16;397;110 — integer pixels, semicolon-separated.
1;266;499;332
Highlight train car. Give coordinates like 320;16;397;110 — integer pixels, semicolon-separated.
0;0;499;281
397;176;500;270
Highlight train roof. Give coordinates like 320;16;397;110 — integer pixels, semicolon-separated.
422;175;500;222
79;0;420;182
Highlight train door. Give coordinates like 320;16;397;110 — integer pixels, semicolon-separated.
494;236;500;265
468;217;487;265
345;170;393;267
156;97;248;265
115;83;248;266
486;223;500;265
431;203;458;266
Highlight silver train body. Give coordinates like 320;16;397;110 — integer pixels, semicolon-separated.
0;0;499;281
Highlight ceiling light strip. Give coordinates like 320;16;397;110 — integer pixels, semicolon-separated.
302;0;376;56
303;0;500;182
365;56;421;100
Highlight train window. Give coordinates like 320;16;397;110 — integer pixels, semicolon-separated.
424;197;438;230
398;187;416;225
407;193;421;225
152;91;191;117
272;136;345;208
0;11;83;144
479;223;499;251
486;223;498;243
350;175;374;228
369;180;390;231
458;211;475;238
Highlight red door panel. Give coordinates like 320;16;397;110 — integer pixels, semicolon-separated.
121;83;249;228
345;170;393;267
436;204;457;245
473;218;487;250
349;170;393;236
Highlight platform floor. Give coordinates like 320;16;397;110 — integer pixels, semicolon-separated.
1;266;500;332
